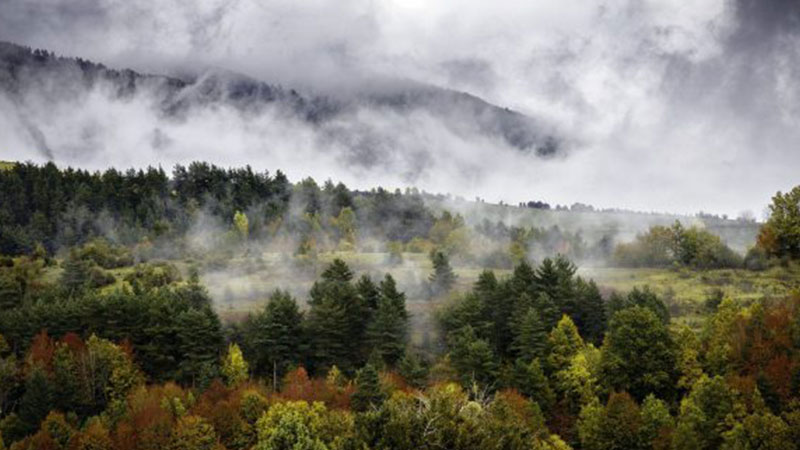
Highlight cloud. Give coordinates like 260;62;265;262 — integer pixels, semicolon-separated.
0;0;798;216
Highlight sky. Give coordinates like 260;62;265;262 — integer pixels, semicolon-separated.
0;0;798;217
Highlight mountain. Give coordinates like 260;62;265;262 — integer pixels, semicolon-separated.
0;41;560;164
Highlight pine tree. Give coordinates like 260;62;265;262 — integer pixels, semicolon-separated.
176;308;224;385
306;260;367;373
351;362;385;412
19;366;53;434
60;249;91;294
428;250;456;296
512;358;555;411
573;278;606;344
398;352;428;389
511;307;548;362
510;261;536;296
534;292;561;330
251;290;304;381
448;326;498;388
356;275;380;312
320;258;353;283
366;275;409;366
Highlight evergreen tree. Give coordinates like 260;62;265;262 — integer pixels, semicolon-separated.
448;326;498;388
512;358;555;411
249;290;305;381
60;249;92;294
511;307;548;362
0;272;22;311
530;292;559;332
355;275;380;312
306;260;367;373
428;250;456;296
398;352;428;389
18;366;52;434
352;361;385;412
176;308;223;385
573;278;606;344
366;275;409;366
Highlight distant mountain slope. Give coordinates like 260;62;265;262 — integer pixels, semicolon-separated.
0;41;560;164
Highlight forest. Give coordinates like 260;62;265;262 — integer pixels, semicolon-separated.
1;161;800;449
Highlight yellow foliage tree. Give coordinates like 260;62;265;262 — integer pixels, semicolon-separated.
222;343;249;387
233;211;249;241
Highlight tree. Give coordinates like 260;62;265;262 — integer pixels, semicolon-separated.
333;207;357;248
254;401;330;450
448;326;498;388
233;210;249;241
170;415;221;450
245;290;304;382
572;278;606;344
428;250;456;296
672;375;738;450
366;275;409;366
222;343;249;387
578;393;644;450
600;306;677;402
640;395;673;449
612;286;669;324
18;366;52;434
60;249;92;294
757;185;800;259
176;308;223;386
0;272;22;311
511;358;555;411
398;352;428;389
352;362;385;412
511;307;548;362
546;315;584;375
306;260;366;373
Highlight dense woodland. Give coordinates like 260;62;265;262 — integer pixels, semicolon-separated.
1;162;800;449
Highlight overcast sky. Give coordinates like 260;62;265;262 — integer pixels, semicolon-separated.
1;0;798;217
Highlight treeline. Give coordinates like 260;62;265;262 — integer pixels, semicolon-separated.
0;161;609;266
613;222;743;269
613;185;800;270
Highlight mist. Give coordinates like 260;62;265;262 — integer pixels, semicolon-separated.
1;0;799;217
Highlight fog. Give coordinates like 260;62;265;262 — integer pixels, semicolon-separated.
1;0;799;217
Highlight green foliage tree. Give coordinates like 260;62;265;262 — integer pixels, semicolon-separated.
672;375;739;450
600;306;677;401
60;249;92;294
18;366;52;434
757;185;800;259
243;290;304;383
447;326;498;388
511;307;548;362
511;358;555;411
606;286;669;324
352;361;386;412
306;260;366;373
366;275;409;366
